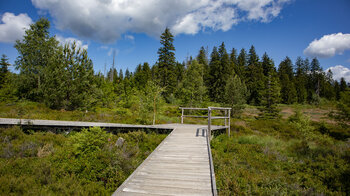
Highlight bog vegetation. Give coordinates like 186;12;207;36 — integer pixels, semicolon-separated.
0;126;166;195
0;17;349;195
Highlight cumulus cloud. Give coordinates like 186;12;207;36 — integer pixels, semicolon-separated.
0;12;33;43
304;33;350;58
56;35;88;50
31;0;290;43
326;65;350;83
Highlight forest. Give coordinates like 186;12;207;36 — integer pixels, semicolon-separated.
0;18;349;195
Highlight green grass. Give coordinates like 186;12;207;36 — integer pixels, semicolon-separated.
0;126;167;195
0;101;182;125
212;115;350;195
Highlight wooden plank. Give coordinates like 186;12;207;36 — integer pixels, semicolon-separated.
113;124;216;196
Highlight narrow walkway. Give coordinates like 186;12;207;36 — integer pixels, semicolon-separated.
113;124;216;196
0;118;221;195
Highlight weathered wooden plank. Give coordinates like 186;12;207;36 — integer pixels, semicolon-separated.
113;124;216;196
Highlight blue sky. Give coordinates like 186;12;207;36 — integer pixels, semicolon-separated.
1;0;350;81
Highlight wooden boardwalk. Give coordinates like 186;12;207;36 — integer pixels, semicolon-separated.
0;118;222;195
113;124;217;196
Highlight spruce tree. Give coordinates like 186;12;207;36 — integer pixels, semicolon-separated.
246;45;264;105
157;28;176;99
0;54;10;87
229;48;237;75
180;60;206;105
340;77;347;92
197;46;209;81
208;46;220;101
295;57;307;103
224;75;248;117
237;48;247;80
260;68;280;119
278;56;297;104
310;58;322;97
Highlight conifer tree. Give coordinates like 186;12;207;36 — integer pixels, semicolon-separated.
295;57;307;103
260;68;280;118
0;54;10;87
157;28;176;99
340;77;347;92
179;60;206;105
278;56;297;104
208;46;221;101
197;46;209;81
14;18;59;101
237;48;247;79
229;48;237;75
310;58;323;97
246;45;264;105
224;75;248;117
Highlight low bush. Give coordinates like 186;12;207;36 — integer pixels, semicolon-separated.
0;127;166;195
212;118;350;195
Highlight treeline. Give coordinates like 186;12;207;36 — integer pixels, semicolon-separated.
0;18;349;117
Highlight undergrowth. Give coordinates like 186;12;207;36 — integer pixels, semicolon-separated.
0;126;166;195
212;111;350;195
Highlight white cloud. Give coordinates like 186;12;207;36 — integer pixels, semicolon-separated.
304;33;350;58
0;12;33;43
326;65;350;83
31;0;290;43
124;34;134;41
56;35;88;50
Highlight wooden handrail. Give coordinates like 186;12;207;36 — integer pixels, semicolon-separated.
180;107;231;140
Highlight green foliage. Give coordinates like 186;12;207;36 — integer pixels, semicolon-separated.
212;119;350;195
259;66;281;119
139;80;165;124
331;90;350;128
0;127;166;195
178;60;207;106
156;28;176;99
0;54;10;87
14;18;59;102
278;56;297;104
224;75;248;117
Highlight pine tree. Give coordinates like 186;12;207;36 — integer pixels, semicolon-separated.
14;18;59;101
229;48;237;75
174;62;185;87
340;77;347;92
0;54;10;87
310;58;323;97
218;42;231;100
208;46;220;101
224;75;248;117
179;60;206;105
295;57;307;103
236;48;247;80
278;56;297;104
246;45;264;105
197;46;209;81
323;69;335;100
157;28;176;99
260;68;280;119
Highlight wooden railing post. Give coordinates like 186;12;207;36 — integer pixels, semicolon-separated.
181;108;184;124
224;110;227;127
228;109;231;137
208;107;212;140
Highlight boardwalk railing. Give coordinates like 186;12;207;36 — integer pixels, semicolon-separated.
180;107;231;139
